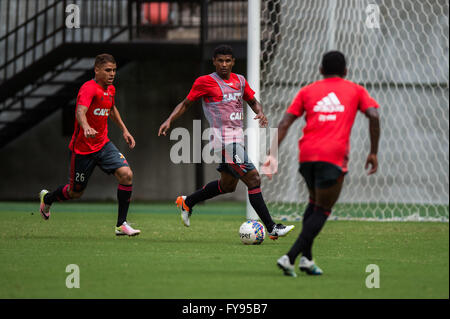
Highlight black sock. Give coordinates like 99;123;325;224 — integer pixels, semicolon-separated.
185;180;223;209
117;184;132;227
302;198;315;223
248;186;276;232
287;205;330;264
44;184;71;205
294;199;316;261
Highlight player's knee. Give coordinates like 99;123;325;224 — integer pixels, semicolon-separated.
246;173;261;189
117;167;133;185
124;169;133;184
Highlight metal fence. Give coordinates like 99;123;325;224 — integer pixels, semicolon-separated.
0;0;248;82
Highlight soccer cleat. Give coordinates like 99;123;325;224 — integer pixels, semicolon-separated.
115;221;141;236
268;223;295;240
176;195;191;227
299;256;323;275
39;189;51;220
277;255;297;277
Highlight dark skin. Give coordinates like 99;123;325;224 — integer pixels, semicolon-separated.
158;54;268;192
263;68;380;210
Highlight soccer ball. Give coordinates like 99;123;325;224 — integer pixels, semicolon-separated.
239;220;265;245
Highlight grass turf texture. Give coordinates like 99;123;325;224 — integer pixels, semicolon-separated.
0;201;448;299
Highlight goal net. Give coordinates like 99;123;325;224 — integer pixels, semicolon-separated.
259;0;449;222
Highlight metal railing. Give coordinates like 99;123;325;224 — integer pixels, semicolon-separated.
0;0;251;140
133;0;248;41
0;0;248;83
0;0;131;82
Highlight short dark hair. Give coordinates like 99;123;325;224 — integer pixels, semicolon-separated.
213;45;234;58
321;51;346;76
95;53;116;68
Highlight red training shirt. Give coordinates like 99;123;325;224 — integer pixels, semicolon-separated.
69;79;115;154
287;77;379;172
186;73;255;103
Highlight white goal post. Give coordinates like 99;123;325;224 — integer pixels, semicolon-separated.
246;0;261;220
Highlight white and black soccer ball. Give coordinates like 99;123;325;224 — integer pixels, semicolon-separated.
239;220;265;245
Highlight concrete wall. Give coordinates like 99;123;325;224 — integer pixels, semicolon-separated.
0;57;249;201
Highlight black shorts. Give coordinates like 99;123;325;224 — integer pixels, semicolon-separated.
299;161;345;189
69;141;129;192
216;143;256;179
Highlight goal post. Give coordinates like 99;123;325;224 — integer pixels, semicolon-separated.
246;0;261;220
256;0;449;222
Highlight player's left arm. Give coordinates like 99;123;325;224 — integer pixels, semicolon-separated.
262;88;303;179
261;112;298;179
364;107;380;175
109;105;136;149
246;98;268;127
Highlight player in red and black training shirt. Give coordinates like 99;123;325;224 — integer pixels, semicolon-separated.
158;44;294;239
38;54;141;236
264;51;380;276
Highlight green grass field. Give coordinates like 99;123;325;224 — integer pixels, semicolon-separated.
0;201;448;299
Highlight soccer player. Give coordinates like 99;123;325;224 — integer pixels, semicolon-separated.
39;53;141;236
158;44;294;239
264;51;380;276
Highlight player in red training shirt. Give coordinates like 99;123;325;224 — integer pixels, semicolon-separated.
264;51;380;276
158;45;294;239
39;54;140;236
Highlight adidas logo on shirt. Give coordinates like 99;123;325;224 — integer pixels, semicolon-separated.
313;92;345;113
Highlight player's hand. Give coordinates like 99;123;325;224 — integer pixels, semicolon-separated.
365;153;378;175
158;120;171;136
84;127;98;138
254;112;268;128
261;155;278;179
123;131;136;149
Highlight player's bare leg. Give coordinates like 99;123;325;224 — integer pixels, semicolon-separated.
115;166;133;185
219;171;239;193
239;168;260;189
241;169;295;239
114;166;140;236
315;177;344;212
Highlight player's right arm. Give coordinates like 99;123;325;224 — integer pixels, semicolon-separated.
76;82;97;138
76;104;98;138
158;98;194;136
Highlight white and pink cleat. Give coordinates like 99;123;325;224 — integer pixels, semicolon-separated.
115;221;141;236
39;189;51;220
